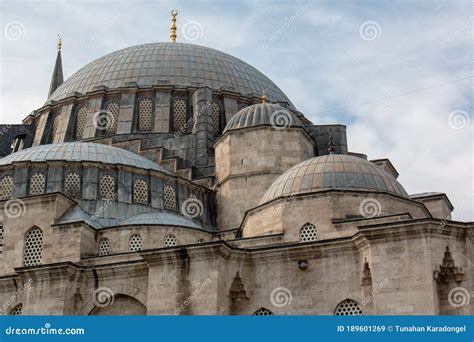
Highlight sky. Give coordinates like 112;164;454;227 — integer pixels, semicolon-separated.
0;0;472;221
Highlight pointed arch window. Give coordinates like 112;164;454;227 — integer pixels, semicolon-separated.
334;299;362;316
65;172;81;198
138;98;153;131
173;98;187;132
0;225;4;254
75;106;88;139
98;238;110;256
164;234;177;247
300;223;318;242
253;307;274;316
99;175;116;200
133;179;148;204
129;234;143;252
10;303;23;316
23;227;43;266
163;185;176;210
105;102;119;135
29;173;46;196
0;176;13;200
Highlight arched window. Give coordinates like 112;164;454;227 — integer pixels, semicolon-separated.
98;238;110;256
133;179;148;204
138;98;153;132
212;101;220;133
334;299;362;316
23;227;43;266
0;225;3;254
253;307;274;316
65;172;81;198
51;114;61;141
105;102;119;135
10;304;23;316
0;175;13;200
129;234;143;252
75;106;88;139
164;234;177;247
300;223;318;242
163;185;176;210
99;175;115;200
29;173;46;196
173;99;187;132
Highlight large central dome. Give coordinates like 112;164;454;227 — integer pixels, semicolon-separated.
49;42;293;106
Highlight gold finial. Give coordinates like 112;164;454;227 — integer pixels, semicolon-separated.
170;10;178;43
57;34;62;51
260;91;268;103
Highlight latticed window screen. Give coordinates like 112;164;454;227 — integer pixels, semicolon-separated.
0;176;13;200
164;234;177;247
197;238;205;244
98;238;110;256
173;99;187;132
129;234;143;252
334;299;362;316
29;173;46;196
300;223;318;242
253;307;274;316
133;179;148;204
23;227;43;267
163;185;176;210
65;173;81;198
212;101;220;133
138;98;153;131
10;304;22;316
51;114;61;140
0;225;3;254
99;175;115;200
75;106;88;139
106;102;119;135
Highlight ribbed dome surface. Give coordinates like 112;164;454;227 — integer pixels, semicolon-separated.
0;142;168;173
224;103;302;132
261;155;409;204
48;42;292;106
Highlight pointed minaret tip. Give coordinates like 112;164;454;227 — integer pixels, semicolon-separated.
170;10;178;43
48;34;64;98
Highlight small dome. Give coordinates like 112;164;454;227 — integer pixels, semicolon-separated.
261;154;408;204
0;142;168;173
224;103;302;132
118;211;206;231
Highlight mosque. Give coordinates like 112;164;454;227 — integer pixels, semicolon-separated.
0;11;472;316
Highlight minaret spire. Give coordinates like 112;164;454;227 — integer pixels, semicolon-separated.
170;10;178;43
48;34;64;97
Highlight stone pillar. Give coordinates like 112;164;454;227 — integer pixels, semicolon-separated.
117;91;136;134
12;164;28;198
54;102;75;143
45;162;64;193
82;96;104;139
223;96;239;124
82;164;98;200
192;87;214;167
154;91;171;133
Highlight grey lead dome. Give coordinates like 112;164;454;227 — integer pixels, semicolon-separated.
48;42;293;106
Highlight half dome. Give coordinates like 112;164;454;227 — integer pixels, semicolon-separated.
0;142;168;173
223;103;302;132
48;42;292;106
261;154;409;204
118;211;206;231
